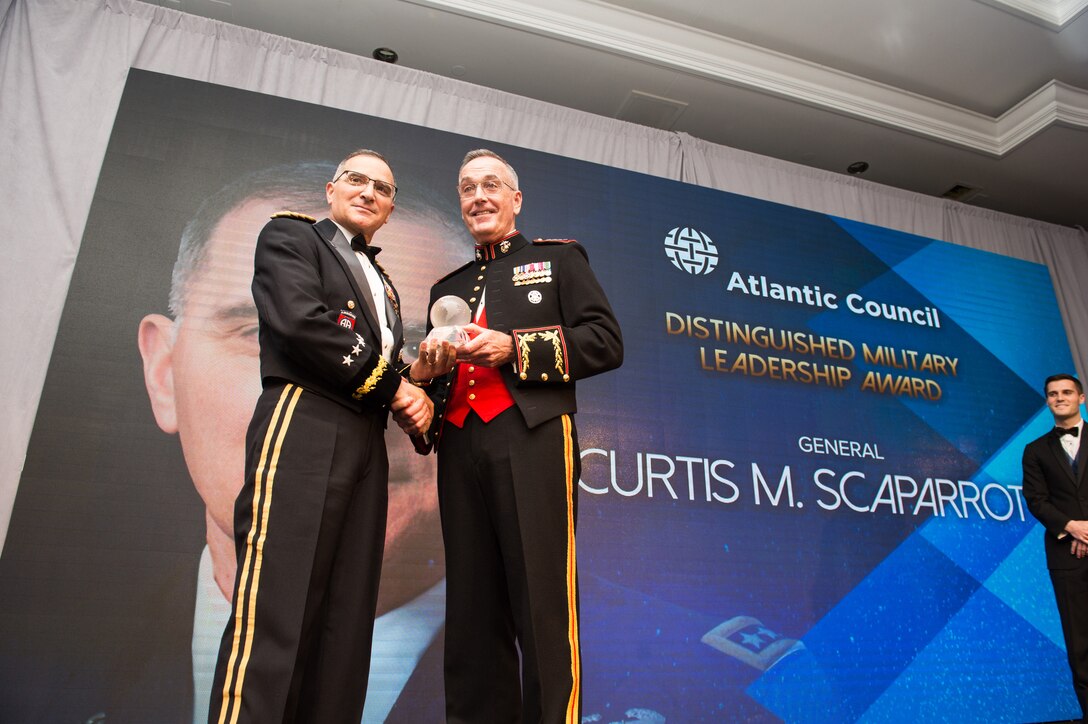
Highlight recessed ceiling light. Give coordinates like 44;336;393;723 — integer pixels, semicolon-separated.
847;161;869;175
941;183;984;202
372;47;398;64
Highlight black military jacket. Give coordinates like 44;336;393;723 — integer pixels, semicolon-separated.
424;232;622;436
253;215;405;412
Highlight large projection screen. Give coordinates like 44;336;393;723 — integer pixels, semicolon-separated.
0;70;1079;723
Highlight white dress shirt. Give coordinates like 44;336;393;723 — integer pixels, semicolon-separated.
332;220;395;362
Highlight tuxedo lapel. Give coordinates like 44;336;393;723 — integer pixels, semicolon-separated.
1075;434;1087;487
374;258;404;349
1047;433;1079;486
363;248;406;363
387;282;403;347
315;219;381;337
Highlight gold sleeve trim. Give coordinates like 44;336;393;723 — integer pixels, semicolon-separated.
353;356;389;400
514;326;567;381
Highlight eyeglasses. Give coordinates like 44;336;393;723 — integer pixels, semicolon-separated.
335;170;397;199
457;177;517;198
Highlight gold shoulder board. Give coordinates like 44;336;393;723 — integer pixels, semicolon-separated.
270;211;317;223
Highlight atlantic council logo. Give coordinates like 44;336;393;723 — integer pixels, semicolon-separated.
664;227;718;275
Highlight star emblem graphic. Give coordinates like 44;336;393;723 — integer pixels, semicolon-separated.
740;631;765;649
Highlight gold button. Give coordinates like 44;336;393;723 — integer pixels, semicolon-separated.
469;366;475;372
480;266;487;271
470;297;477;303
519;372;527;380
468;380;476;387
473;286;480;291
477;275;484;281
540;373;549;382
347;300;355;310
563;374;570;382
468;393;476;400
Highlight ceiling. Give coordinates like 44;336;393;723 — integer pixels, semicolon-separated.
150;0;1088;229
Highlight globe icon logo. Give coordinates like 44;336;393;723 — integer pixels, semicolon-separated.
664;227;718;275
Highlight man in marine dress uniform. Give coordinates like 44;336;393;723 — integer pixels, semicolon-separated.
1023;373;1088;722
207;149;441;724
415;149;623;723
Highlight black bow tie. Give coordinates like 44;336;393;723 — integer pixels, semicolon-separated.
350;235;381;261
1055;426;1080;438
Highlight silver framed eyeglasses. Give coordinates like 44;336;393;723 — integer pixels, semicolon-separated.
335;170;397;199
457;177;517;198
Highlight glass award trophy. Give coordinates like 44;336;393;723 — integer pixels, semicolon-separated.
426;295;471;347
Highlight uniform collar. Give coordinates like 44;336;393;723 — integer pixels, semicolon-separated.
474;231;525;262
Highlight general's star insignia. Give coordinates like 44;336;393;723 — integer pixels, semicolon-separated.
342;355;354;366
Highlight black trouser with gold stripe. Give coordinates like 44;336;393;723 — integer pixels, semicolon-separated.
437;407;582;724
209;382;388;724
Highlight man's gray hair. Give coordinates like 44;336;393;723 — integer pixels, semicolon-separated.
459;149;519;190
334;148;391;181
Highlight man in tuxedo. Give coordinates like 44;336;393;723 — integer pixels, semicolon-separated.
1023;373;1088;721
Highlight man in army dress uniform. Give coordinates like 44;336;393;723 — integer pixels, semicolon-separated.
417;149;623;723
207;149;440;724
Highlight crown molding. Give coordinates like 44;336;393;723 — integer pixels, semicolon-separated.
977;0;1088;30
406;0;1088;156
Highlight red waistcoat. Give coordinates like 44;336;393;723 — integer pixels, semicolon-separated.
445;306;515;427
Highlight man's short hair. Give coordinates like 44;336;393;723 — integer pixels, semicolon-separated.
334;149;391;181
169;163;332;317
459;148;519;190
1044;373;1083;395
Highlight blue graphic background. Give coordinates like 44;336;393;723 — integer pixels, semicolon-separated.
533;164;1079;721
